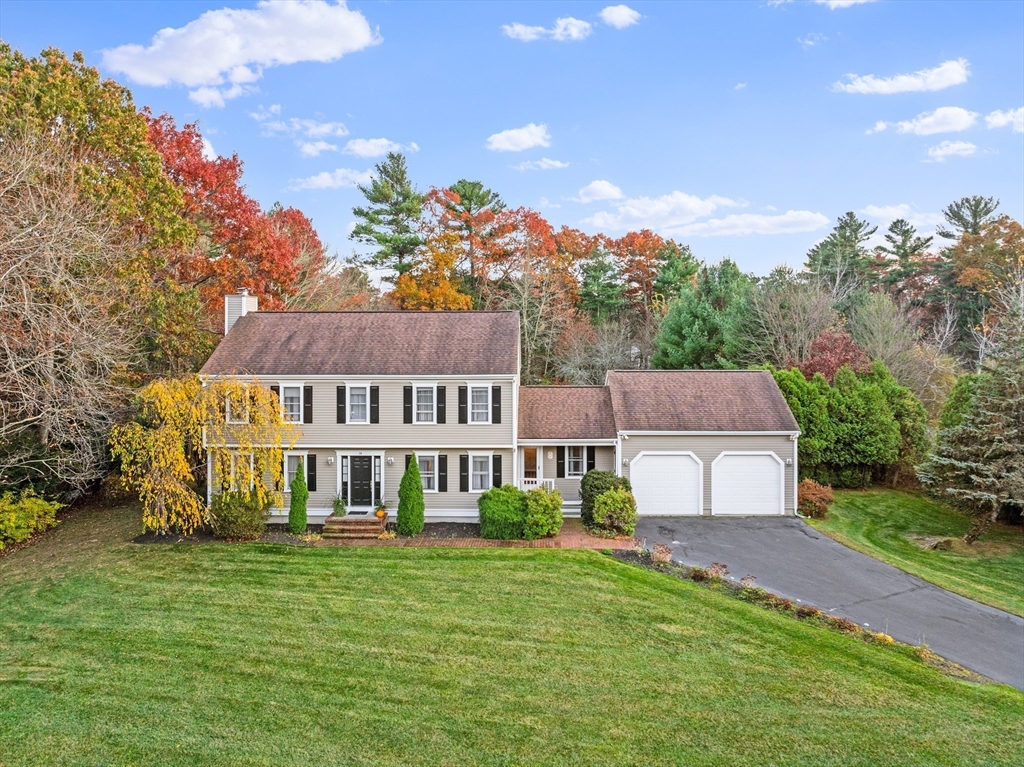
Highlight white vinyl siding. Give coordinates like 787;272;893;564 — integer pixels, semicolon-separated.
566;446;585;477
282;386;301;423
470;386;490;423
349;386;368;423
415;386;435;423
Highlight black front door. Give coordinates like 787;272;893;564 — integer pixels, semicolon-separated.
350;456;373;506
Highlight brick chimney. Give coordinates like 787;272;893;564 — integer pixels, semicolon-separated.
224;288;258;334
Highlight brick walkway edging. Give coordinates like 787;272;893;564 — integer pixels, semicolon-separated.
314;520;636;550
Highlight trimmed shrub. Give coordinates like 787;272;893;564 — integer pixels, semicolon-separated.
0;490;61;550
592;487;638;536
397;453;425;536
210;490;269;540
798;479;834;519
479;484;527;540
288;458;308;534
580;470;631;527
524;487;563;540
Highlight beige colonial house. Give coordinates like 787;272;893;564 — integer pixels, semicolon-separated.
200;291;800;523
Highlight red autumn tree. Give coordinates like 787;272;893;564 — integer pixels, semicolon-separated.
792;329;872;383
606;229;667;319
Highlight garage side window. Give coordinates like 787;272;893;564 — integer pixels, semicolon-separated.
566;446;585;477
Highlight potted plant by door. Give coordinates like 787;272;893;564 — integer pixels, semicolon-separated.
332;495;347;518
375;500;387;519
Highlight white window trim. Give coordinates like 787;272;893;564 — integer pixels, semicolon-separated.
225;387;250;425
417;452;439;494
468;450;494;494
279;382;305;424
565;445;587;478
468;382;492;425
283;450;307;493
412;382;437;425
346;382;372;425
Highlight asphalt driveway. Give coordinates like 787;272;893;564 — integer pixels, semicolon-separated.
636;516;1024;690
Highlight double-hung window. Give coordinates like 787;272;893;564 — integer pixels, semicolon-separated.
285;454;302;488
415;386;434;423
471;455;491;491
567;446;586;477
470;386;490;423
282;386;301;423
419;454;436;492
349;386;368;423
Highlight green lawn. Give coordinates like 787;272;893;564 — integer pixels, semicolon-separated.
1;504;1021;767
810;489;1024;617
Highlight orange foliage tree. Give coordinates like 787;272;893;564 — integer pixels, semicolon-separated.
390;232;474;310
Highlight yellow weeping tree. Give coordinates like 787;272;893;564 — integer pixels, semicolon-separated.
109;376;297;534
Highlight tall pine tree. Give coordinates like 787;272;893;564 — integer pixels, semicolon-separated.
579;247;626;324
351;153;425;281
805;211;877;290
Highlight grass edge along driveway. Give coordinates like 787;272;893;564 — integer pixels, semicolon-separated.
810;489;1024;617
1;502;1022;767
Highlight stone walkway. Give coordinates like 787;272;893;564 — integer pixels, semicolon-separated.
315;519;636;550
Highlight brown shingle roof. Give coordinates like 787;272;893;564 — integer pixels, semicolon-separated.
606;370;799;432
518;386;617;440
200;311;520;377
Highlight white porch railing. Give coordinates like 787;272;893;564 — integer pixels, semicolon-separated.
520;478;555;491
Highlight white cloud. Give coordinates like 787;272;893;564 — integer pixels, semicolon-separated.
734;82;747;90
575;180;624;203
502;17;592;42
860;204;944;228
252;108;349;139
833;58;969;95
513;158;570;171
986;107;1024;133
289;167;373;190
342;138;419;157
599;5;641;29
798;32;827;49
671;210;830;238
876;106;978;136
250;103;281;120
102;0;380;107
200;137;217;161
298;140;338;157
815;0;877;8
866;120;888;134
926;140;977;162
486;122;551;152
584;191;742;230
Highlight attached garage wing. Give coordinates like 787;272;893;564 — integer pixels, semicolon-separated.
711;452;784;516
630;452;702;516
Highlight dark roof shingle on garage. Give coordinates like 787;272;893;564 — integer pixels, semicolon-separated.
517;386;617;440
200;311;520;377
606;370;799;433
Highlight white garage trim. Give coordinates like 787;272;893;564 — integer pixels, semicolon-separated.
630;451;703;516
711;451;784;516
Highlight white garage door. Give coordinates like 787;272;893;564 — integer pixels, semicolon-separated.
630;453;701;516
712;453;783;516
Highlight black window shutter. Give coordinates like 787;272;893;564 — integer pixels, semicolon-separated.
587;446;596;473
556;446;565;478
438;455;448;492
370;386;379;424
491;385;501;424
458;386;468;424
405;454;412;470
436;386;446;424
403;386;413;424
307;454;317;492
492;454;502;488
336;385;346;424
270;385;280;399
303;386;313;424
459;454;469;492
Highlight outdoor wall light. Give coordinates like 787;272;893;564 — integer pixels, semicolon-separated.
386;457;394;465
622;458;629;466
326;456;334;465
546;451;553;459
785;458;793;465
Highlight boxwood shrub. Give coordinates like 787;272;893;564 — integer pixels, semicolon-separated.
524;486;563;540
210;490;269;540
580;470;632;527
592;487;638;536
478;484;527;540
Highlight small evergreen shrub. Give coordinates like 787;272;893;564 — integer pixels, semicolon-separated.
288;458;308;534
580;470;631;527
798;479;834;519
0;490;61;550
210;490;269;540
397;453;425;536
524;487;563;540
592;487;638;536
478;484;527;539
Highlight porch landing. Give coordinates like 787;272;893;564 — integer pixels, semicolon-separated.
314;519;635;550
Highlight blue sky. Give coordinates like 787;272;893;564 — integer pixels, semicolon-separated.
2;0;1022;276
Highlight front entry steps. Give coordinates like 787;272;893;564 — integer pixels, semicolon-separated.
322;514;388;540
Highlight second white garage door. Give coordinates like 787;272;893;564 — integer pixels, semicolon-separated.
711;452;784;515
630;453;702;516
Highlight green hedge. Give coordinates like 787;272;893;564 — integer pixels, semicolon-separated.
397;453;425;536
479;484;527;540
580;470;631;527
524;487;563;540
0;490;61;550
593;487;638;536
211;490;269;540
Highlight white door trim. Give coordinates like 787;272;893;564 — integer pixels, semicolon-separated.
630;451;703;516
711;451;784;516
